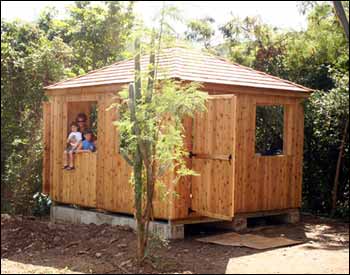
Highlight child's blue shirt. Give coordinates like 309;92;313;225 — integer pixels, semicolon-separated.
82;140;96;151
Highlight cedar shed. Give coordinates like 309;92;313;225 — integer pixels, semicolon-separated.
43;47;312;227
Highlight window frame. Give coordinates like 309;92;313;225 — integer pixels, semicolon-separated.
254;103;286;157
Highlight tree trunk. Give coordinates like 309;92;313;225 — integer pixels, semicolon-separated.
128;82;145;262
130;37;147;263
333;1;349;41
331;117;349;217
330;1;349;217
135;157;145;262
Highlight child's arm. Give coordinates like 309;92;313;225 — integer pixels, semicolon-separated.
77;141;83;150
72;140;82;150
67;133;72;143
76;142;89;153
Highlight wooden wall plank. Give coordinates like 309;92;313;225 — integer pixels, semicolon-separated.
168;116;194;220
60;152;97;206
42;101;51;195
52;96;59;201
234;95;305;214
96;95;107;209
96;94;105;209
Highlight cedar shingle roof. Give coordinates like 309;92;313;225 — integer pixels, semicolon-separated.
45;47;311;92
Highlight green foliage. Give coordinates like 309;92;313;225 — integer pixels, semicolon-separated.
185;17;215;48
90;103;98;137
303;71;349;217
219;15;285;75
1;1;135;214
116;79;207;189
282;3;348;90
32;192;52;216
114;15;207;259
36;2;135;75
1;19;71;214
66;1;134;73
217;3;348;89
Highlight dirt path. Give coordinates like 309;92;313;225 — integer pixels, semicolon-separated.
1;214;349;274
1;259;81;274
226;222;349;274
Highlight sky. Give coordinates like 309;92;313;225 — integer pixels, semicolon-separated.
1;1;308;44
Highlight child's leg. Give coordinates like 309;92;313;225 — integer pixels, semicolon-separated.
63;150;68;166
69;151;74;167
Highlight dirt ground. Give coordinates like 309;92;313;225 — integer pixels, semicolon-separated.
1;214;349;274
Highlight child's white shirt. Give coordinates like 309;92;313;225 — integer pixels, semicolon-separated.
68;131;82;142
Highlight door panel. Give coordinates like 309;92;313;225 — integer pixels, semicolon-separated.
191;95;236;220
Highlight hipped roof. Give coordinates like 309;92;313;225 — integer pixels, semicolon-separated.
45;47;312;93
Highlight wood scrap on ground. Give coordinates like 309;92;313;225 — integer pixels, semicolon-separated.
197;232;305;250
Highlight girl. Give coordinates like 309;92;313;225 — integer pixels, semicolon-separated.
63;122;82;170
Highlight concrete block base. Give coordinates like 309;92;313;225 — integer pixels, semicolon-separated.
214;216;247;232
284;209;300;224
232;216;248;231
51;205;184;240
212;208;300;232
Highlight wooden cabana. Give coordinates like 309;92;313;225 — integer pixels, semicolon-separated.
43;47;312;227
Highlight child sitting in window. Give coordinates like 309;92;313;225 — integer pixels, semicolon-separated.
79;129;96;152
63;122;82;170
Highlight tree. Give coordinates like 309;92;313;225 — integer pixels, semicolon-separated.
219;4;348;89
331;0;349;216
303;71;349;217
66;1;134;74
1;19;71;213
219;15;287;77
37;6;72;44
333;1;349;41
185;17;215;48
112;28;207;261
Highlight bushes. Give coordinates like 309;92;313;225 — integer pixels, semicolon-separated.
1;2;135;215
303;72;349;218
1;20;69;214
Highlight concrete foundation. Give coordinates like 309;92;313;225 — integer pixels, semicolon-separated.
50;205;184;240
284;209;300;224
213;216;248;232
213;208;300;232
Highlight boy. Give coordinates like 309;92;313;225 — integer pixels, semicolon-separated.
63;122;82;170
79;129;96;152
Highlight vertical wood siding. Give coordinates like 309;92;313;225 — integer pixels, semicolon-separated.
234;94;305;213
46;85;305;221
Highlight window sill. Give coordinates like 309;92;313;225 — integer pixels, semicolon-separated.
255;154;286;158
75;150;97;154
